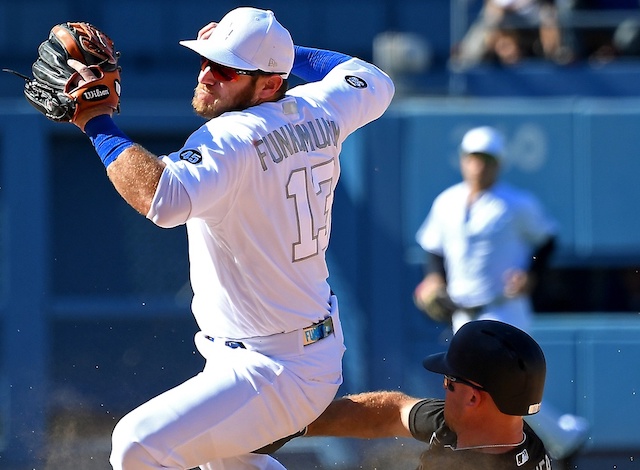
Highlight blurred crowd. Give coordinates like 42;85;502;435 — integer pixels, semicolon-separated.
451;0;640;69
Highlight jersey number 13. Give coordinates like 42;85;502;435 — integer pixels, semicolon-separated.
286;159;335;262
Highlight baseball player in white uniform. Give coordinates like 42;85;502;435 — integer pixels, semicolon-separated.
67;7;394;470
413;126;589;460
414;126;557;334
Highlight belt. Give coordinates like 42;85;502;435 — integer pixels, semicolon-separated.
204;316;335;351
302;316;334;346
458;306;484;315
457;296;509;316
204;337;248;349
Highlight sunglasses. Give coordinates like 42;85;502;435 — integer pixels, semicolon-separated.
444;375;485;392
199;57;267;82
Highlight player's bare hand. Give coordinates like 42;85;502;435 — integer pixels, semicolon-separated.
503;269;533;298
197;22;218;40
413;273;446;307
66;58;115;130
67;58;100;86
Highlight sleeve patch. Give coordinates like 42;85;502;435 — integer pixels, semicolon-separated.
344;75;367;88
180;149;203;164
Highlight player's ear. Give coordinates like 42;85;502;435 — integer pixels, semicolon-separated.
257;74;284;100
467;389;483;409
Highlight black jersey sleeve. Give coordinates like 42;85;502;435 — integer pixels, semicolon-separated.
408;398;446;442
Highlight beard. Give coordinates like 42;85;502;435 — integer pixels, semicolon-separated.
191;78;259;119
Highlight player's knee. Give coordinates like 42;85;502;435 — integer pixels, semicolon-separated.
110;416;161;469
110;440;158;469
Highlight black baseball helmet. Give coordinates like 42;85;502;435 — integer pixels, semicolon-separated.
423;320;546;416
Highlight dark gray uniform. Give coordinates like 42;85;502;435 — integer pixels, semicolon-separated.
409;399;552;469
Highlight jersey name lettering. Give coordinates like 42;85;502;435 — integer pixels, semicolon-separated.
254;118;340;171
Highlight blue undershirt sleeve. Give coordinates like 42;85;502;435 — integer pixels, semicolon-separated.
291;45;352;82
84;115;135;169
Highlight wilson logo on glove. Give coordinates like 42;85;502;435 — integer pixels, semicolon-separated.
82;85;111;101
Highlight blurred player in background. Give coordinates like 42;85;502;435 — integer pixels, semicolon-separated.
67;6;394;469
413;125;556;333
413;126;588;460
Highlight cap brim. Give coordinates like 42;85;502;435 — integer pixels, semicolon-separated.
179;39;258;71
462;150;502;160
422;352;451;374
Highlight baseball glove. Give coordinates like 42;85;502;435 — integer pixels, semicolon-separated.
414;286;458;323
23;22;121;124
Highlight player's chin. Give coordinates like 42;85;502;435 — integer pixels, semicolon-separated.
192;90;219;119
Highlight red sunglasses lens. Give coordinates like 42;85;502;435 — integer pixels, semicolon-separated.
200;58;238;81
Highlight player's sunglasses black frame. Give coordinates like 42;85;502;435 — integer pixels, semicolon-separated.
199;57;270;82
444;375;485;392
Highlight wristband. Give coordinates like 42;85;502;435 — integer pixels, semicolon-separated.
84;115;134;168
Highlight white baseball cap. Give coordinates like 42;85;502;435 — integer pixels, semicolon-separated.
179;7;294;78
460;126;505;160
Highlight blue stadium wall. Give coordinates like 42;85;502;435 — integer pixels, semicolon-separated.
2;95;640;468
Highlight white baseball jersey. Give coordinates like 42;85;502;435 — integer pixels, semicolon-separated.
147;58;394;339
416;181;556;308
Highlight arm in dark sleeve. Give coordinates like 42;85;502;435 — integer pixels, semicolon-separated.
408;399;445;442
426;252;446;278
529;236;556;277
